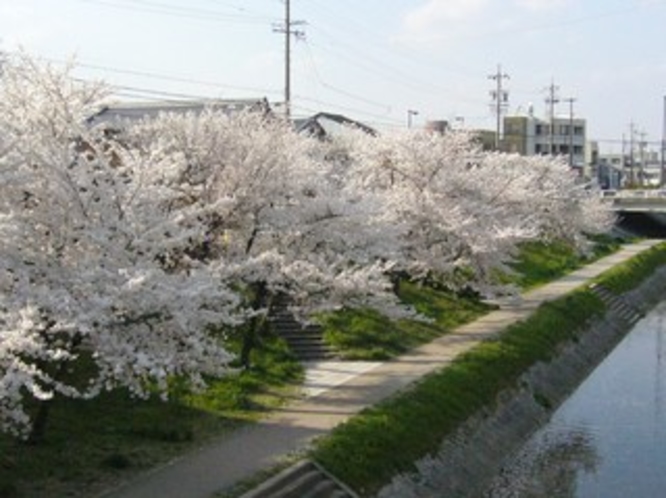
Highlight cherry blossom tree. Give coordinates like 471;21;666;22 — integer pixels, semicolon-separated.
328;128;613;294
0;55;238;440
0;53;614;440
131;110;410;367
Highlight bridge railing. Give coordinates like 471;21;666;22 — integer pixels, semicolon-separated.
601;190;666;199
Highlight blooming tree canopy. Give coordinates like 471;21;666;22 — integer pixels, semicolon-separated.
328;128;613;292
131;110;410;324
0;55;237;438
0;53;614;438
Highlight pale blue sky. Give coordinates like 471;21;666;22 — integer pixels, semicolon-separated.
0;0;664;152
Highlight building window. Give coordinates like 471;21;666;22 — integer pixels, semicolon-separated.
574;126;584;136
573;145;583;154
560;125;569;135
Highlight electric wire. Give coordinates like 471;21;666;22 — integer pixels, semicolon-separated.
76;0;278;24
301;40;391;112
38;55;283;97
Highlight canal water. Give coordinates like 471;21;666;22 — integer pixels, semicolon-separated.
482;300;666;498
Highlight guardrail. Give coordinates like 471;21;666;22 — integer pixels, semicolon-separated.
601;189;666;199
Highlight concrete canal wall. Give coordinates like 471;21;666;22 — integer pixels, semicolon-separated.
376;267;666;498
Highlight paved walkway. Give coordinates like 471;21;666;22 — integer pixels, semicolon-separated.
99;240;661;498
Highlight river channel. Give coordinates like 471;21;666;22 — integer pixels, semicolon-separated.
481;300;666;498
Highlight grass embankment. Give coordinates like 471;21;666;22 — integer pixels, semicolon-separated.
319;282;494;360
594;240;666;293
0;337;303;498
0;237;627;497
321;236;621;360
311;241;666;496
505;235;621;289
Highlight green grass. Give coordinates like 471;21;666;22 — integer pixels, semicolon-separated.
320;237;622;361
311;290;605;496
319;282;494;360
0;237;630;496
0;336;303;498
506;235;622;289
594;241;666;293
310;239;665;496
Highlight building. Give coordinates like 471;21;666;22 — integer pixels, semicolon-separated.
87;98;272;129
596;152;624;190
503;110;587;170
294;112;376;139
598;149;663;189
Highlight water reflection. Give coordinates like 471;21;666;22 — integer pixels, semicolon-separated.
483;425;599;497
482;301;666;498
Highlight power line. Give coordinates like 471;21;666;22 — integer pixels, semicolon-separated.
292;95;401;125
307;23;480;93
107;84;223;102
291;103;403;130
304;37;486;106
76;0;278;24
37;55;282;97
299;1;483;81
301;41;391;111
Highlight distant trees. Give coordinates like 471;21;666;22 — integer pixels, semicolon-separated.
0;54;613;439
328;128;613;294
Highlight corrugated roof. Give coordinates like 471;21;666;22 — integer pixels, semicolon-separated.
87;98;271;128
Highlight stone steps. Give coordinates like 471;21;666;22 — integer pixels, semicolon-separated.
239;460;357;498
269;298;337;362
589;283;643;324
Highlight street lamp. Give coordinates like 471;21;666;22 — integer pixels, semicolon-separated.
407;109;419;129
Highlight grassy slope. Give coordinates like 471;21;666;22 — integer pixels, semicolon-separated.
505;236;621;289
320;236;621;361
0;337;303;498
0;237;628;497
311;242;666;496
320;282;494;360
311;290;605;495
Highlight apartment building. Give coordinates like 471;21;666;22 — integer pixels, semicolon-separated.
503;112;587;169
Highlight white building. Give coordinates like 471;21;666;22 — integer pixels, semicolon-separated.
503;110;587;170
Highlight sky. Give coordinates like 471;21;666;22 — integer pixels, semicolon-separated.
0;0;664;153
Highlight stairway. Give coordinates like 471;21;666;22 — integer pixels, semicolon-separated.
270;295;337;362
239;460;358;498
589;283;643;324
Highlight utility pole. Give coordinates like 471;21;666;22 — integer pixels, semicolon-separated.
545;80;559;155
488;64;509;150
661;96;666;188
563;97;576;167
273;0;305;121
563;97;576;168
407;109;418;129
622;132;627;188
629;121;636;187
638;130;647;188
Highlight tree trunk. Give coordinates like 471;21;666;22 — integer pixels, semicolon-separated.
240;281;272;369
26;332;82;444
26;399;52;445
390;271;403;294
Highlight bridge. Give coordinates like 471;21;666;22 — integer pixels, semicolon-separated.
600;190;666;237
601;189;666;213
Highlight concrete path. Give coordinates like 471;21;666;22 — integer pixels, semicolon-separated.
99;240;661;498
